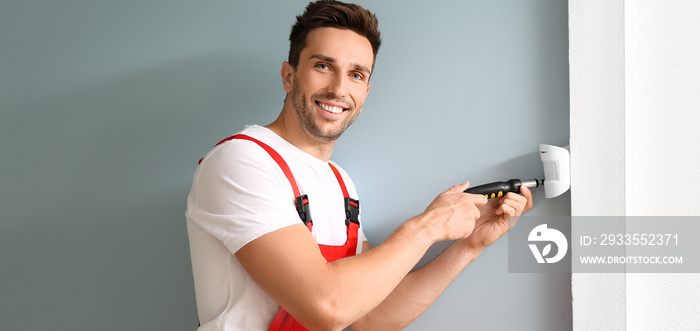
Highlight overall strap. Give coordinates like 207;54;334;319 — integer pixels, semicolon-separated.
229;134;313;227
328;163;360;227
228;134;302;197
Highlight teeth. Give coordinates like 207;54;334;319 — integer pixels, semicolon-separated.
319;102;344;113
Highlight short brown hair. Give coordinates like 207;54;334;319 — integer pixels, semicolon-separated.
288;0;381;70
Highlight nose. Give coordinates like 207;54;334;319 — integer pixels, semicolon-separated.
327;72;347;97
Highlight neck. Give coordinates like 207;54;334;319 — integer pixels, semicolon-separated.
266;104;336;162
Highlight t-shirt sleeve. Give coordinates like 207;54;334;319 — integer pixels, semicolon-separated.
186;140;301;254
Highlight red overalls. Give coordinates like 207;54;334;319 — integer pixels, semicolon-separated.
200;134;361;331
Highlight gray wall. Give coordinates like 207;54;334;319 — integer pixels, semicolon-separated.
0;1;570;330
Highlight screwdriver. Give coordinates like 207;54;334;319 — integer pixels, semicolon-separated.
464;179;544;199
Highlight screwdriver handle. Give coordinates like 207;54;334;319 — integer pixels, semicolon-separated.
464;179;523;199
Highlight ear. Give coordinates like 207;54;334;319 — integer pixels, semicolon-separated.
281;61;295;93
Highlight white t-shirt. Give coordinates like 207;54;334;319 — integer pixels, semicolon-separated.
186;125;367;330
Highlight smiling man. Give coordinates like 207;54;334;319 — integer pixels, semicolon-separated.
186;1;532;330
268;26;373;159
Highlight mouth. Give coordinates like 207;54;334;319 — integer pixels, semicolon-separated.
315;100;348;114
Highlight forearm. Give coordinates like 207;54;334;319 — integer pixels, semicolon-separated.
315;216;440;327
238;214;440;330
352;239;482;330
352;188;534;330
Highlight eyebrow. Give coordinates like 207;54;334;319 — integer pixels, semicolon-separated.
310;54;372;76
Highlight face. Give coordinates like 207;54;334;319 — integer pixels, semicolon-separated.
283;27;373;142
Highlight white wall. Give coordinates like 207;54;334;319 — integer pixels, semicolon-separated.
624;1;700;330
570;0;700;329
569;0;626;329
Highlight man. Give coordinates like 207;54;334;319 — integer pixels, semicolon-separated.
186;1;533;330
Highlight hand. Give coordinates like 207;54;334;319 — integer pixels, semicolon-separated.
460;185;533;251
421;181;488;242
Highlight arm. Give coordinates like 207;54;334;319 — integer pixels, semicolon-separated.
235;182;486;331
350;186;533;330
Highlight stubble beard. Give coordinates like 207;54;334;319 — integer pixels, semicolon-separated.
291;77;358;142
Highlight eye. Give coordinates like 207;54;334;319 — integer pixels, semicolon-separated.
351;72;365;81
315;63;329;70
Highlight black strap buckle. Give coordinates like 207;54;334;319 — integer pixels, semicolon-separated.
295;195;313;226
344;197;360;226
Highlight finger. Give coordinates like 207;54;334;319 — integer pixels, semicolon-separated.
501;191;527;213
445;181;471;195
520;185;534;210
472;193;488;207
500;197;526;215
498;203;517;216
455;180;470;192
503;191;527;204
